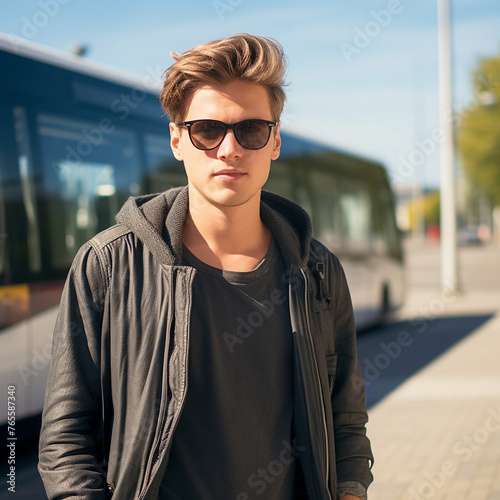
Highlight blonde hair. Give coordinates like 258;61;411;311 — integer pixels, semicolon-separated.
160;33;287;124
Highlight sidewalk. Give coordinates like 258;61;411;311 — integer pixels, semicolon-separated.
366;242;500;499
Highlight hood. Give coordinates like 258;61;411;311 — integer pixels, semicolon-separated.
115;186;312;268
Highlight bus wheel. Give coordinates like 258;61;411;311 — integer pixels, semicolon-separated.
381;283;390;320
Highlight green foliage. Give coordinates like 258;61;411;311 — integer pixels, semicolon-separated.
457;53;500;206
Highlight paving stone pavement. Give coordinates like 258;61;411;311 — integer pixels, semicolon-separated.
365;241;500;500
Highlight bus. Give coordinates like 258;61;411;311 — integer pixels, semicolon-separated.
0;34;404;424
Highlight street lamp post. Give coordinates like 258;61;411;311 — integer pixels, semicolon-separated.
438;0;459;293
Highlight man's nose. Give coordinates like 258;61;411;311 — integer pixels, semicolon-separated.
216;129;243;158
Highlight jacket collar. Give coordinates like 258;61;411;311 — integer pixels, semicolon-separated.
116;186;312;268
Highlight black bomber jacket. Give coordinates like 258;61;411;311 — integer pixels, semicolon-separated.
38;186;373;499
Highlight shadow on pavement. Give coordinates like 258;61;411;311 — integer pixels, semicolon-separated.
357;314;493;409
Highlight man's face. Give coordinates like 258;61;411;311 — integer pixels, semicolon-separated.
170;80;281;211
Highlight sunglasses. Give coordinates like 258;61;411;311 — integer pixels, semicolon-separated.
176;119;277;151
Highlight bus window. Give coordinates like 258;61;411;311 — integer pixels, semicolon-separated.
37;113;142;272
13;107;42;275
308;168;342;251
370;187;390;255
338;183;371;254
144;133;187;192
375;187;400;259
265;160;296;201
0;170;5;275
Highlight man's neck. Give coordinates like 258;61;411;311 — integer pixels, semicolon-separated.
183;193;271;272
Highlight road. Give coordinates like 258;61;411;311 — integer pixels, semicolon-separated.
2;238;498;499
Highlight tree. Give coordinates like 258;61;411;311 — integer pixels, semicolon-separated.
457;52;500;206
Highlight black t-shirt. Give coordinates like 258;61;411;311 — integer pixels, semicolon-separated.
159;239;297;499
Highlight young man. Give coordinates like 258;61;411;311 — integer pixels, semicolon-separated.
38;34;373;499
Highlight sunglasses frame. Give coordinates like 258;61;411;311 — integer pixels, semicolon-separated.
176;119;277;151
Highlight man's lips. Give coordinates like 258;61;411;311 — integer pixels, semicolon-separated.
213;170;246;179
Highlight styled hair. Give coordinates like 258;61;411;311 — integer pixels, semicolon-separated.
159;33;287;124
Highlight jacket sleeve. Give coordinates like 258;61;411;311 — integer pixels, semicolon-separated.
38;242;109;499
329;253;374;489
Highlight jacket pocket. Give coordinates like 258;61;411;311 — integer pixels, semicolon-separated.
325;352;338;395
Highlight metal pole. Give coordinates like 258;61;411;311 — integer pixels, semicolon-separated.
438;0;459;293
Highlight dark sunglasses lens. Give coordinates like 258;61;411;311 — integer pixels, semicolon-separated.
235;120;271;150
190;121;226;149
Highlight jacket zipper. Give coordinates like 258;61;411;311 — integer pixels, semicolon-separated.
138;267;194;500
140;269;176;498
300;267;332;500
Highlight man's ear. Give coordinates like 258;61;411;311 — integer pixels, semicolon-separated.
170;123;184;161
271;122;282;161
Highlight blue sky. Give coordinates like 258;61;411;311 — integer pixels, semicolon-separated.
1;0;500;187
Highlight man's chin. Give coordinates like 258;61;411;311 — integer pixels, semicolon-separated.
189;186;262;212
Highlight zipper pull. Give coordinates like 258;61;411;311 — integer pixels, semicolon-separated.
316;262;325;280
316;262;331;303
